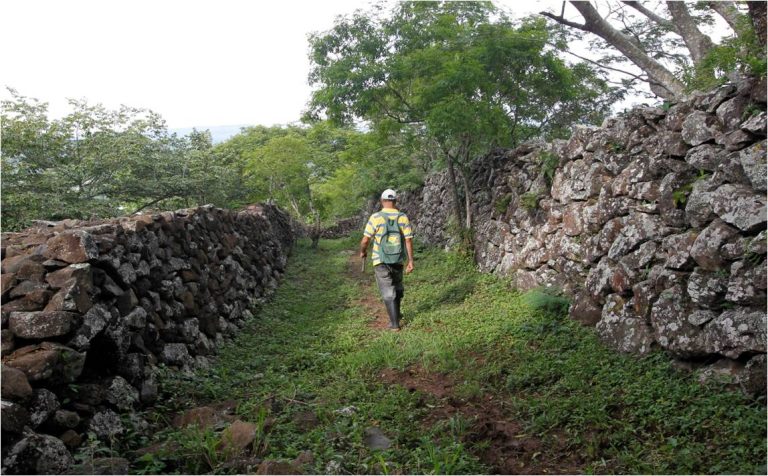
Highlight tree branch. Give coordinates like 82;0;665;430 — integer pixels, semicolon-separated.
622;1;675;30
539;11;588;31
708;1;745;32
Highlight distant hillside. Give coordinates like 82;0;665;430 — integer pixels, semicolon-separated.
170;124;247;143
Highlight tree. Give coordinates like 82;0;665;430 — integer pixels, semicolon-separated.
540;1;766;99
1;89;244;230
308;1;615;239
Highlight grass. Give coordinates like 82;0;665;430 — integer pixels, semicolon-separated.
133;237;767;475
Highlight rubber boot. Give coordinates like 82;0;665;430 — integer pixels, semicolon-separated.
384;299;400;329
395;296;403;321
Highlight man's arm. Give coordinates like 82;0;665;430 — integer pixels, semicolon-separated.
405;238;414;274
360;235;371;258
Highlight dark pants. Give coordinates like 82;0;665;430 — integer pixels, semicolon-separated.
374;264;404;328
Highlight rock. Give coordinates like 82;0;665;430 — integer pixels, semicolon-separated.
45;263;92;289
44;230;98;263
607;213;667;260
1;433;74;475
726;261;766;305
738;140;767;192
1;365;33;400
255;460;302;475
681;111;722;146
595;294;654;354
172;406;218;429
3;342;85;384
747;230;767;255
2;287;53;312
662;232;698;270
219;420;257;454
105;376;139;410
689;220;739;271
1;273;17;298
742;354;767;396
333;405;358;416
293;450;314;467
1;329;14;354
363;426;393;450
59;430;83;449
715;95;750;130
702;308;767;358
140;374;159;404
68;457;130;475
160;343;192;367
292;411;320;431
9;311;78;339
53;410;81;429
89;409;124;441
29;388;60;427
568;291;602;326
68;304;110;351
709;184;767;232
686;268;727;309
123;307;147;329
684;143;723;171
1;399;30;433
741;111;766;135
650;287;705;357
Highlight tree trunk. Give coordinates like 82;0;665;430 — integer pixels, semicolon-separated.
666;2;714;65
543;2;687;99
458;165;472;231
444;155;465;232
748;2;767;47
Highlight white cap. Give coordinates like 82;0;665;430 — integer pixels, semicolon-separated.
381;189;397;200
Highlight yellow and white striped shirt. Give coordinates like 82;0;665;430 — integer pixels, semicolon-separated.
363;208;414;266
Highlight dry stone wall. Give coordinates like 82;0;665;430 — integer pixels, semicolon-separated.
401;78;767;394
0;204;293;474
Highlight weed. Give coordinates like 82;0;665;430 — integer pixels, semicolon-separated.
520;191;540;211
493;194;512;215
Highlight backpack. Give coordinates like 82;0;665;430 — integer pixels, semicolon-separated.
380;212;405;265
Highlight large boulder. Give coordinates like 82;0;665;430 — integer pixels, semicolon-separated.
2;342;85;384
1;433;74;475
710;184;767;232
681;111;722;146
1;365;33;400
701;308;767;358
44;230;98;264
1;399;30;434
8;311;78;339
596;294;654;354
689;220;739;271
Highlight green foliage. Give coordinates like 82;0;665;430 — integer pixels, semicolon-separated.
140;239;765;474
493;194;512;215
1;89;241;230
520;191;540;211
672;183;694;207
522;287;570;315
685;13;767;91
537;150;560;187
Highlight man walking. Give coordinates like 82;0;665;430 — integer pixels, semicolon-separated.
360;189;415;331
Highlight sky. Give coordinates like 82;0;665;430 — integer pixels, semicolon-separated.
1;0;728;131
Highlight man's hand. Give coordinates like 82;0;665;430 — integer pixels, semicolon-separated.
405;260;414;274
359;236;371;259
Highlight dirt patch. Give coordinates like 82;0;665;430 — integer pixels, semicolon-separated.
380;365;584;475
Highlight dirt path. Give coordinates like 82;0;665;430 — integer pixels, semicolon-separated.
345;252;582;474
